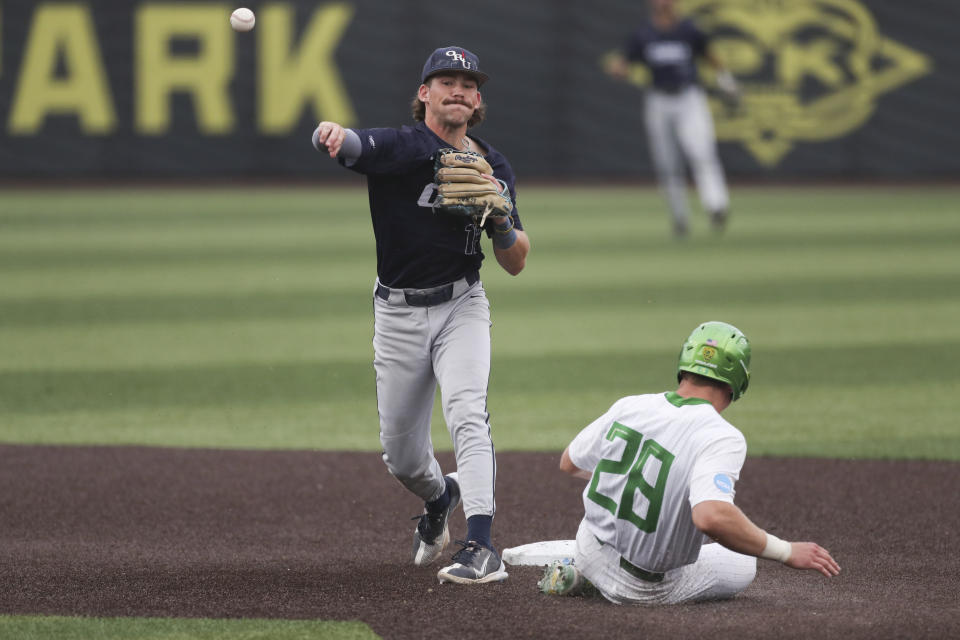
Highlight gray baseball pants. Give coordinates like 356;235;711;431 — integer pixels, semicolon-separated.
644;86;729;225
372;275;496;519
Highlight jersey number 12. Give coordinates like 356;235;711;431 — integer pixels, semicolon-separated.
586;422;675;533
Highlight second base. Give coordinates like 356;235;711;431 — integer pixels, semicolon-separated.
501;540;575;566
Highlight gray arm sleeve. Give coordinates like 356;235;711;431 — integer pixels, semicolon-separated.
312;126;362;165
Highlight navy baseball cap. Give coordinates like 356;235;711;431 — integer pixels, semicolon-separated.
420;46;489;86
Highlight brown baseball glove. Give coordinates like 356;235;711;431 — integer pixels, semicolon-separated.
432;148;513;226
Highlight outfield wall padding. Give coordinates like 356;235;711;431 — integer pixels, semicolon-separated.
0;0;956;179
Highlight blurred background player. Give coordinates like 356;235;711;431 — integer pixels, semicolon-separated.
606;0;739;237
539;321;840;604
312;46;530;585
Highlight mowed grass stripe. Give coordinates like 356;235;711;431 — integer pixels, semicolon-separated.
2;185;956;237
1;367;955;458
5;299;958;374
4;220;959;256
0;263;375;298
1;343;953;415
0;244;373;269
0;291;371;325
1;318;373;371
0;187;367;221
4;203;959;260
0;615;379;640
2;401;387;450
2;242;956;298
3;272;957;327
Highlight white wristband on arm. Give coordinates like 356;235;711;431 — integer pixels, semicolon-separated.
761;533;792;563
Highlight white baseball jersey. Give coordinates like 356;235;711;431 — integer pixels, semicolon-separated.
568;391;747;573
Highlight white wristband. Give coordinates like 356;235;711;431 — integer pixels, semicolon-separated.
761;533;792;563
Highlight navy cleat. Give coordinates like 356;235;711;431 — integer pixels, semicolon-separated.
710;208;729;232
412;473;460;567
672;219;690;239
437;540;509;584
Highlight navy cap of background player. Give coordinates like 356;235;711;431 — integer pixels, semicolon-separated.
420;46;489;86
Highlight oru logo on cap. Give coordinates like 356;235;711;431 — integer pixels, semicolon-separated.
446;49;474;70
421;46;488;85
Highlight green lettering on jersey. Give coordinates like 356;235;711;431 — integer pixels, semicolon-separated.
586;423;642;515
619;439;675;533
586;421;676;534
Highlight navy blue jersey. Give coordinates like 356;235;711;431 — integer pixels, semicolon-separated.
344;121;522;289
625;18;709;92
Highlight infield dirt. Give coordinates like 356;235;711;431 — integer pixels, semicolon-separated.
0;446;957;639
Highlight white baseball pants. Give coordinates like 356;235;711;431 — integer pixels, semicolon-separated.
574;519;757;605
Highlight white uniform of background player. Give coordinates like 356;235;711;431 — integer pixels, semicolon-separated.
607;0;739;236
540;322;841;604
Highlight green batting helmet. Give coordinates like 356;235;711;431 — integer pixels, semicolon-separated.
677;321;752;401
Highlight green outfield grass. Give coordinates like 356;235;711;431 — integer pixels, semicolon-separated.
1;185;958;459
0;615;378;640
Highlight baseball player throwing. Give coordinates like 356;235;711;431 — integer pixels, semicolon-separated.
312;46;529;585
539;321;840;604
606;0;738;237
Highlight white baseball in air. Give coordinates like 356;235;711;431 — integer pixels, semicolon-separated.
230;7;255;32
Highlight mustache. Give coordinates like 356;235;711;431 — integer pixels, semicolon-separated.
443;99;472;107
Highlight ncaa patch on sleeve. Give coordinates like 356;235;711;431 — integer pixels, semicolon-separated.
713;474;734;493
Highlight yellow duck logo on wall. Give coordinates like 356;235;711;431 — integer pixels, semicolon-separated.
609;0;932;166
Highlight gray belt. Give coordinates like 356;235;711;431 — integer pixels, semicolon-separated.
375;271;479;307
